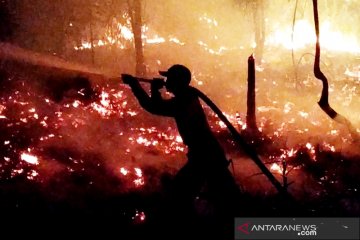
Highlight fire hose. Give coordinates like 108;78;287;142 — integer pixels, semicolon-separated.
122;76;290;197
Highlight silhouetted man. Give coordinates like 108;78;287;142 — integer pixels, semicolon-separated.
122;64;240;221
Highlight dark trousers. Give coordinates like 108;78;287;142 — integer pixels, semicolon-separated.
170;158;241;216
159;156;240;239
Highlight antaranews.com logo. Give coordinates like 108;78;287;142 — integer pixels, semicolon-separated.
237;222;317;236
234;218;359;240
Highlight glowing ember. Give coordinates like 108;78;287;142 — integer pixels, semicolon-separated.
270;163;283;175
214;112;247;131
305;143;317;161
133;178;145;187
27;170;39;180
133;167;145;187
145;36;165;44
128;127;185;154
280;148;297;159
175;135;183;143
0;104;5;113
330;130;339;136
72;100;81;108
134;167;142;178
100;91;110;107
132;210;146;224
136;136;151;146
119;167;145;188
120;167;129;176
322;142;336;152
169;37;185;45
88;89;137;118
20;152;39;165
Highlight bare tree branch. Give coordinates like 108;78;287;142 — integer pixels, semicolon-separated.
312;0;359;142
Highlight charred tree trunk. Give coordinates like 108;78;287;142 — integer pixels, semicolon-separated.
128;0;146;77
312;0;359;142
246;54;258;132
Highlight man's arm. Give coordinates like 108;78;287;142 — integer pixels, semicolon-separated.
122;74;175;117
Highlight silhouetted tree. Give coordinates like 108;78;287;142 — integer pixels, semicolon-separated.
0;0;17;41
128;0;146;77
312;0;359;142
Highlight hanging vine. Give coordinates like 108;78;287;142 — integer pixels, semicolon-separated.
312;0;359;142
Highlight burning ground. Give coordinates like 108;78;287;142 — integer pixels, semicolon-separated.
0;45;359;229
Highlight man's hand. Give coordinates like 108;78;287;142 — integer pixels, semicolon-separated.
121;74;137;85
151;78;165;90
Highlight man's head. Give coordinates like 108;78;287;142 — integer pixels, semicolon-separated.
159;64;191;94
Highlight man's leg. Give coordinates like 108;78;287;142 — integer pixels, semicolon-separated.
208;165;242;213
167;162;204;216
156;163;205;239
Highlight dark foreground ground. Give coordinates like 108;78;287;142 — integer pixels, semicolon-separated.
0;176;358;239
